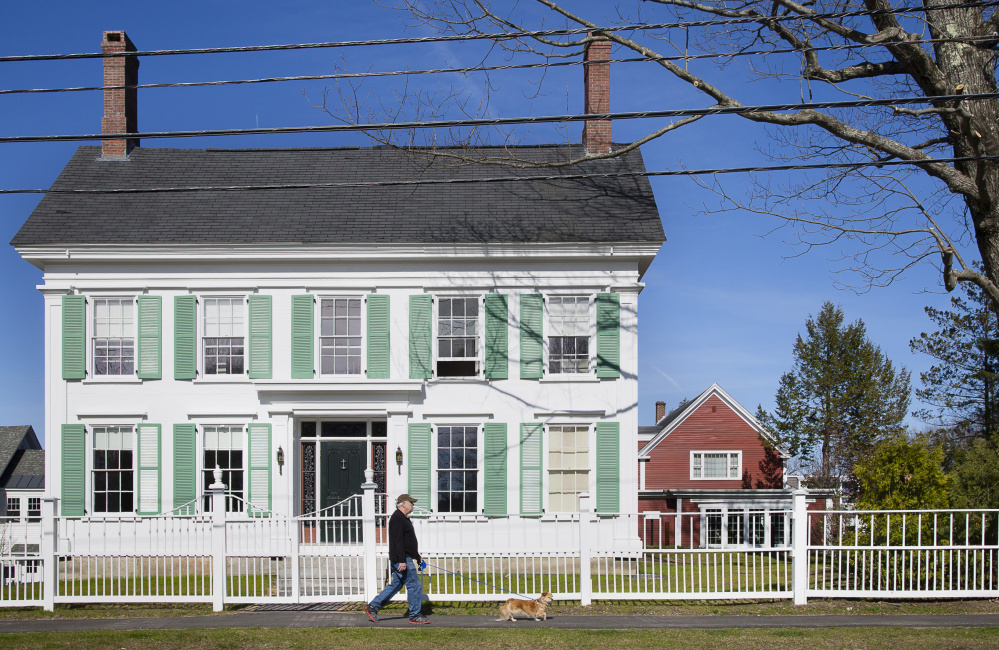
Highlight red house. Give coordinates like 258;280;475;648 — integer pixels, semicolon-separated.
637;384;831;548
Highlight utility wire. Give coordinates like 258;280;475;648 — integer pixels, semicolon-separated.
5;34;998;97
1;1;993;63
1;154;995;196
2;92;994;144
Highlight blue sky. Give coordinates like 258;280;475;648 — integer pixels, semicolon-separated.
1;1;960;444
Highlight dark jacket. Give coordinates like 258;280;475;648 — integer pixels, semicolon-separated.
388;507;420;565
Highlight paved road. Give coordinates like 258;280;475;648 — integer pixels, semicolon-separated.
1;611;998;633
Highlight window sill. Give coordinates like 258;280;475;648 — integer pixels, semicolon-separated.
427;377;490;385
82;376;143;385
193;376;252;384
539;375;601;383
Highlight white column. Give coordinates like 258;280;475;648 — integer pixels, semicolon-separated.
578;492;592;606
209;467;227;612
361;469;378;601
40;497;57;612
792;489;808;605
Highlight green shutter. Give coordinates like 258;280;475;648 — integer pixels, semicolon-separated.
520;423;543;515
137;295;161;379
173;424;197;515
483;422;508;516
595;422;620;514
248;295;272;379
484;294;509;380
291;295;314;379
137;423;161;515
62;295;86;380
61;424;86;516
366;294;390;378
596;293;621;379
409;295;432;379
520;294;543;379
247;423;272;516
174;295;197;380
408;423;431;508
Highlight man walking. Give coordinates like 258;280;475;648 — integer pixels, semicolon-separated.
365;494;430;624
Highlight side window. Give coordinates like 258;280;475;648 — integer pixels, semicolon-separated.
437;297;480;377
5;497;20;521
92;425;135;514
320;297;362;375
202;425;245;512
547;424;589;512
548;296;591;374
27;497;41;522
93;297;135;376
691;451;741;479
203;297;245;375
436;425;479;512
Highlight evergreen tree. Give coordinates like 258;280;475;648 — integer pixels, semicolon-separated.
764;302;911;496
910;277;999;441
855;434;949;511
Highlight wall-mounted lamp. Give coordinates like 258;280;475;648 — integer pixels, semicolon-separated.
396;446;403;475
276;446;285;475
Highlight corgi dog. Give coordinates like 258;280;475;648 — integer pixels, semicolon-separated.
496;592;554;621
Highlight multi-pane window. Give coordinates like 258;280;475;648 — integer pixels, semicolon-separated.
203;297;244;375
705;509;723;546
92;425;134;514
437;297;479;377
548;424;589;512
27;497;41;522
202;425;244;512
436;425;478;512
727;512;745;546
320;297;362;375
771;512;787;546
548;296;589;374
93;298;134;376
691;451;741;479
5;497;19;520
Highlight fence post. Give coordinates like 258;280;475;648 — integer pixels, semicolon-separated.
792;489;808;605
361;469;378;601
209;467;227;612
578;492;592;606
39;497;57;612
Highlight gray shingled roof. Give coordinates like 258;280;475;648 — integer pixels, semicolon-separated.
0;426;34;478
12;144;664;246
5;450;45;489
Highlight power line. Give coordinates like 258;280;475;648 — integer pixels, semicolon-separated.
2;91;994;145
1;2;993;63
2;154;995;196
5;34;998;97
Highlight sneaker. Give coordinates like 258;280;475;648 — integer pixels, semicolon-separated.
364;604;380;623
409;614;431;625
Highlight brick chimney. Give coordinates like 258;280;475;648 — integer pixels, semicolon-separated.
101;30;139;159
582;32;611;155
655;401;666;422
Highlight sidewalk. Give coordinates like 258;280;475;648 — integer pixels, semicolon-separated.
1;610;998;633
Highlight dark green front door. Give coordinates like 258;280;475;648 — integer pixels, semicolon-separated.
320;441;365;542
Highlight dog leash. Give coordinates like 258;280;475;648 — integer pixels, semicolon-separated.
422;562;541;602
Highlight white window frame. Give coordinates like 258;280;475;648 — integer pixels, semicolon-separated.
545;423;593;513
434;295;483;378
698;503;792;549
544;295;595;376
90;424;137;516
318;295;366;376
201;424;247;515
201;296;247;377
91;296;137;378
5;496;20;520
690;450;742;480
432;423;482;514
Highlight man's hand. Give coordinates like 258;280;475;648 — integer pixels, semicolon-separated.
397;562;407;571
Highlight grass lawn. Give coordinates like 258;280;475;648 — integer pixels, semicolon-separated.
2;627;999;649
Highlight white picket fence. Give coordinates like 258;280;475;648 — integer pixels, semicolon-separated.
3;483;998;610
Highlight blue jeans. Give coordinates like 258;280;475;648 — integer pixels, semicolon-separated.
368;557;424;618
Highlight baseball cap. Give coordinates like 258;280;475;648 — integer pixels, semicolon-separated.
397;493;418;504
